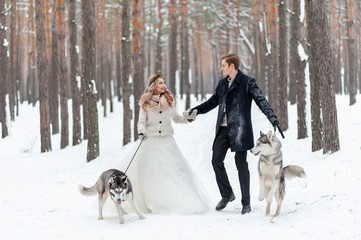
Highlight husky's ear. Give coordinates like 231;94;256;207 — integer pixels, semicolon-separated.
108;176;115;184
260;131;265;137
267;130;273;140
123;176;128;183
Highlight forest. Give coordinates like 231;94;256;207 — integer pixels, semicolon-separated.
0;0;360;161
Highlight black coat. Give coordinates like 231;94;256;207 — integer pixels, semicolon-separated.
193;70;276;152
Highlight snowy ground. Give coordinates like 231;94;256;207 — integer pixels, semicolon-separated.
1;94;361;240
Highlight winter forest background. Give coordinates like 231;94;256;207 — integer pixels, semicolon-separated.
0;0;361;161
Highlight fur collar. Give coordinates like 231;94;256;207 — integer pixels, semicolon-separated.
147;94;169;111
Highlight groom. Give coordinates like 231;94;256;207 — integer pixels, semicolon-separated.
187;53;279;214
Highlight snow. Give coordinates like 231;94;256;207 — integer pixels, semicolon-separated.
1;94;361;240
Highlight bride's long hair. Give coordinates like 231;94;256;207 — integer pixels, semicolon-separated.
139;74;174;111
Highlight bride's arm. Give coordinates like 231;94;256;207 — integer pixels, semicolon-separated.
170;107;193;124
138;108;148;135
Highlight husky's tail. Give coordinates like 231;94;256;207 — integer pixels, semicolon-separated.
79;182;98;196
283;165;306;179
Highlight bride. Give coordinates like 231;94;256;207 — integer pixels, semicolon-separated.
119;74;211;214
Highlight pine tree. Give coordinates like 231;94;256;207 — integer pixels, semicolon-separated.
35;0;52;152
0;0;8;138
121;0;132;146
82;0;99;161
69;0;81;146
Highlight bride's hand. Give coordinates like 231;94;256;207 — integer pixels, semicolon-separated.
183;109;197;122
139;132;147;140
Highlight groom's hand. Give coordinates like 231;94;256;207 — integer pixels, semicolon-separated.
183;109;198;122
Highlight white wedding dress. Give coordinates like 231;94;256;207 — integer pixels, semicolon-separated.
116;95;211;214
118;136;212;215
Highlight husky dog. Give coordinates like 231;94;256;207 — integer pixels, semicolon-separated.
250;131;306;217
79;169;145;224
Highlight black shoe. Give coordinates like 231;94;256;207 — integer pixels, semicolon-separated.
215;192;235;211
241;205;251;214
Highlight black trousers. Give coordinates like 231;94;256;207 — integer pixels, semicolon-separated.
212;127;250;206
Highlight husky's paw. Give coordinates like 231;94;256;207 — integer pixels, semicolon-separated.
265;205;271;215
98;216;104;220
119;218;124;224
258;195;264;201
139;214;146;220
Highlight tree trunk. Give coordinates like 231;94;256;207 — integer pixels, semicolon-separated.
155;0;163;74
306;0;340;154
347;0;356;105
15;8;21;114
35;0;52;152
168;0;177;96
69;0;81;146
113;2;122;102
358;1;361;93
305;0;323;152
28;0;38;106
121;0;132;146
0;0;8;138
265;0;279;116
56;0;68;149
50;0;59;134
181;0;190;109
44;0;51;61
331;0;342;95
278;0;288;131
9;0;16;121
132;0;145;140
82;0;99;161
289;3;297;105
291;0;307;139
192;35;199;100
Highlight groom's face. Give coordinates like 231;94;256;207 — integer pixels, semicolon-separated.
221;59;233;77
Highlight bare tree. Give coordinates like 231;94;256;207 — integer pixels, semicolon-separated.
155;0;163;74
358;1;361;93
56;0;69;149
113;1;122;102
306;0;323;152
347;0;356;105
265;0;279;116
50;0;59;134
0;0;8;138
8;0;16;121
35;0;52;152
181;0;190;109
306;0;340;154
69;0;81;146
121;0;132;146
82;0;99;161
278;0;288;131
168;0;177;95
28;0;38;106
291;0;307;139
132;0;145;141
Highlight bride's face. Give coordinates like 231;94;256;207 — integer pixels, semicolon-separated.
154;78;167;94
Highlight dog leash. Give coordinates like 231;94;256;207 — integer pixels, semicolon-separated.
124;137;144;174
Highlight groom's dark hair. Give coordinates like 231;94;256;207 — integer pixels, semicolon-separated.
222;53;240;70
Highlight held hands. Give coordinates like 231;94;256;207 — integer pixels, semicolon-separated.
183;109;198;122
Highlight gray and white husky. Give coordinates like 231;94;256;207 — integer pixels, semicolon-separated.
79;169;145;224
250;131;306;217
